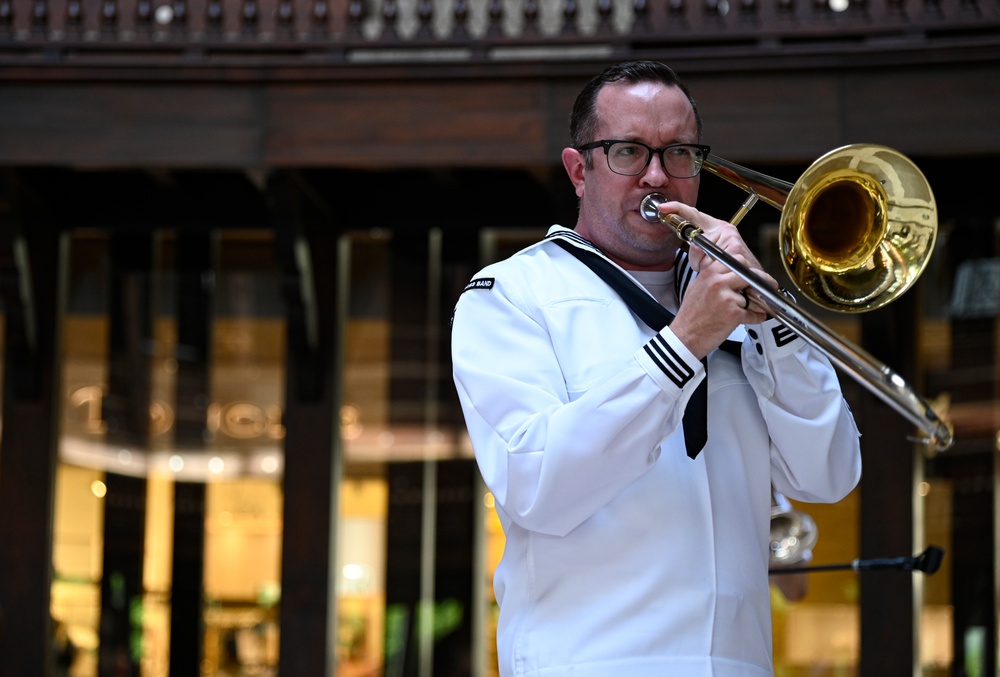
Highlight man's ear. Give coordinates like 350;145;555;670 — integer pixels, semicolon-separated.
562;148;586;199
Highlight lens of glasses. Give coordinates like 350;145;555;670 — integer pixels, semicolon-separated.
606;142;706;178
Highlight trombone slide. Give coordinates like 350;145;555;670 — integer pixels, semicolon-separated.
640;195;953;452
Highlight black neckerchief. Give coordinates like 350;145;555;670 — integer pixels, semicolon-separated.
548;230;740;458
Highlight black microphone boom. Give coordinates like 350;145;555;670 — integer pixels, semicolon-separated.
769;545;944;576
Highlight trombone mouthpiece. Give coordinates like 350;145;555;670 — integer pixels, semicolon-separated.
640;193;667;223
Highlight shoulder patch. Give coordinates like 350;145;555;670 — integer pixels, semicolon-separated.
463;277;495;292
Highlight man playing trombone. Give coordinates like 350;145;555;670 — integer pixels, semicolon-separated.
451;60;862;677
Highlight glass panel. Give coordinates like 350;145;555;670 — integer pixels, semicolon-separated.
52;464;105;677
337;476;388;675
920;475;953;675
56;230;111;677
342;230;393;460
194;229;286;677
918;216;1000;677
54;228;287;677
337;226;484;677
203;479;282;674
338;230;393;677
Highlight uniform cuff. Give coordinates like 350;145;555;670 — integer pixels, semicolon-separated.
635;328;705;394
744;318;803;361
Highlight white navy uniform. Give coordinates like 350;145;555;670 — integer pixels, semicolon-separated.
451;225;862;677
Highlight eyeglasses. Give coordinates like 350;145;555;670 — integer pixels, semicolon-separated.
577;140;711;178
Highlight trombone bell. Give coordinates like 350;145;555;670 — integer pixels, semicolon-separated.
704;144;938;313
782;145;937;312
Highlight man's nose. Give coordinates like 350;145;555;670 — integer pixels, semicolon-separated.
640;151;669;185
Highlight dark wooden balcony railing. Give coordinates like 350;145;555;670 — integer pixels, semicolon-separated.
0;0;997;75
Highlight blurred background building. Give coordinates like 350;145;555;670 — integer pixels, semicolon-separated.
0;2;998;674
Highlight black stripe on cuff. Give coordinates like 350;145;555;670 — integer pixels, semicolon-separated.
643;334;696;388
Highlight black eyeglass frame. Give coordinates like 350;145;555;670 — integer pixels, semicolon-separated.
577;140;712;178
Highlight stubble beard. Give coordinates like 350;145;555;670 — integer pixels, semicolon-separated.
577;190;680;268
609;212;681;269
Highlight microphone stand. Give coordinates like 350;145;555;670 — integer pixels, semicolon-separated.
768;545;944;575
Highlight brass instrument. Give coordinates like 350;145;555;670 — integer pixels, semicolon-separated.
640;144;953;451
769;489;817;568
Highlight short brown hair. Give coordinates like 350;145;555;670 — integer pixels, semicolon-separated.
569;60;703;152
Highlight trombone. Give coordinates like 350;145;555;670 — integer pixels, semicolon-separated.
640;144;953;451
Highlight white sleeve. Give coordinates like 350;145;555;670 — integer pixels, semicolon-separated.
741;318;862;504
451;273;703;537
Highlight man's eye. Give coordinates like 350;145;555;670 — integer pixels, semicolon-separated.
614;144;641;158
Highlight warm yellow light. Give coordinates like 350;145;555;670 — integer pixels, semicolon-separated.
343;563;366;580
91;480;107;498
261;456;279;474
